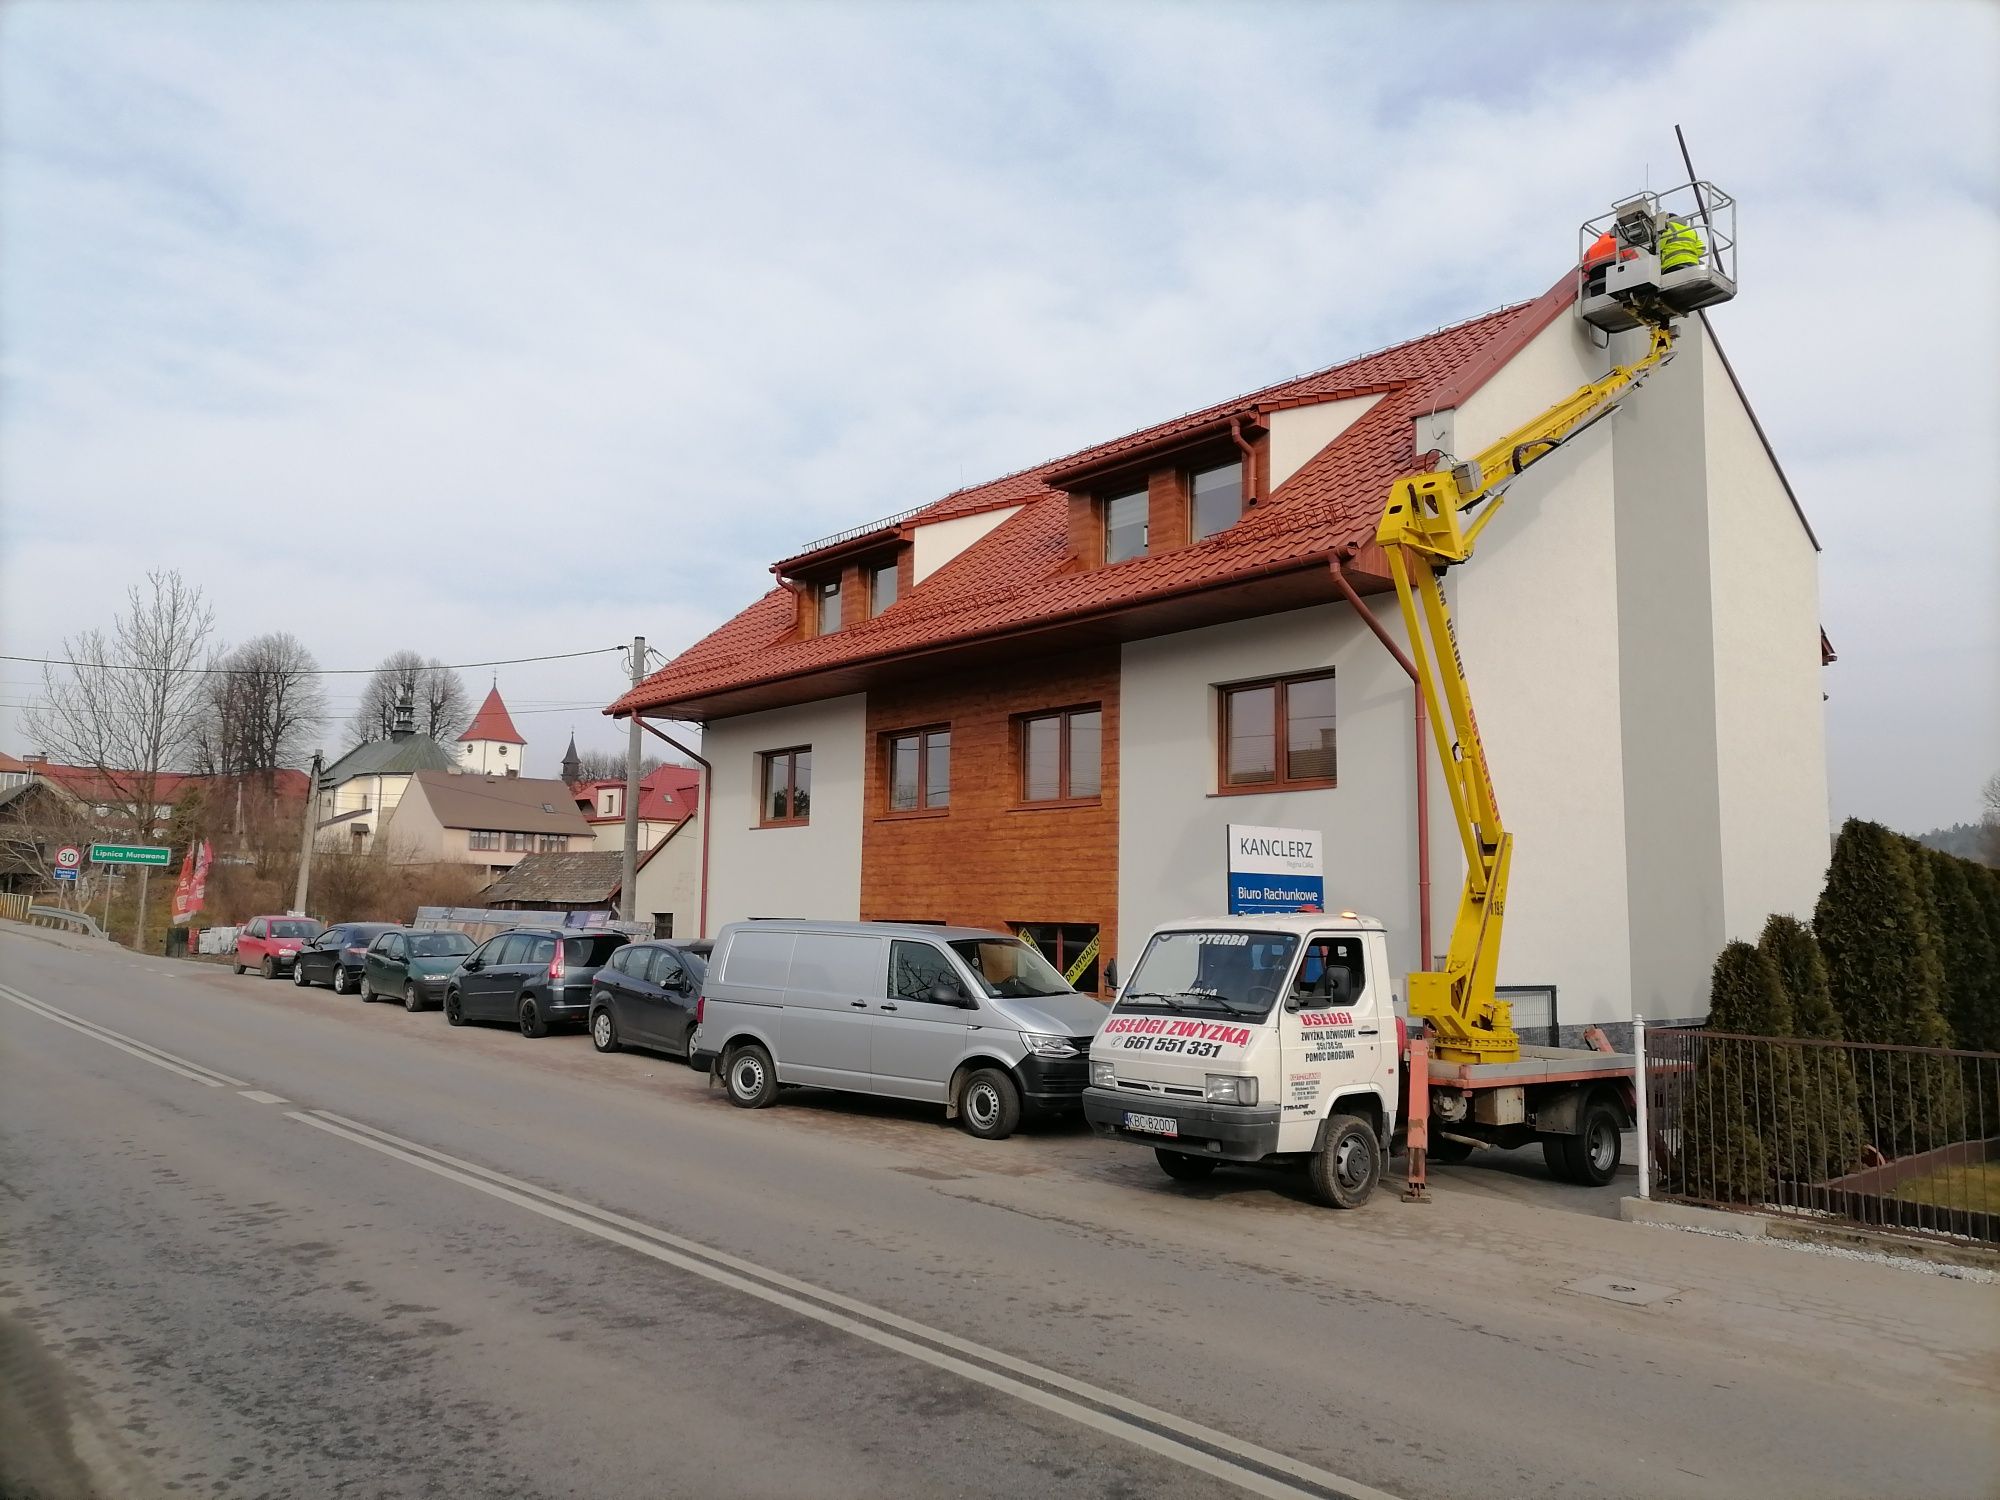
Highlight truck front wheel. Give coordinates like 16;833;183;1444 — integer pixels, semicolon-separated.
1309;1114;1381;1209
1545;1100;1623;1186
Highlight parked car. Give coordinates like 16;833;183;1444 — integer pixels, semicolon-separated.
292;923;402;994
443;928;631;1037
589;939;713;1064
363;928;477;1011
233;915;325;978
693;921;1106;1139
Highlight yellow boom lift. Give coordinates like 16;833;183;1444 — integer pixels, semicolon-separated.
1377;182;1737;1064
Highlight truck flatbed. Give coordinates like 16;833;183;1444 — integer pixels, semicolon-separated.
1426;1044;1634;1090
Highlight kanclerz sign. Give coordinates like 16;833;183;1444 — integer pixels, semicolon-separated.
1226;824;1324;915
90;843;172;868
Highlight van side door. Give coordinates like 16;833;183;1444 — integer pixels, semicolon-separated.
779;932;882;1091
871;940;977;1104
1276;933;1383;1152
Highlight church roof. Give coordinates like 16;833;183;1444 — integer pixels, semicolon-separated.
459;687;527;745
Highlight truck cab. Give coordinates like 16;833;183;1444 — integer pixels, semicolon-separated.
1082;914;1402;1207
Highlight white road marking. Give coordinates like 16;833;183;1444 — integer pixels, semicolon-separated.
0;984;246;1088
238;1090;288;1105
293;1107;1402;1500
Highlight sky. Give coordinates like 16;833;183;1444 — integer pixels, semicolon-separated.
1;0;1995;833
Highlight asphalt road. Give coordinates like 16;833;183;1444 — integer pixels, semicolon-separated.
2;925;1994;1500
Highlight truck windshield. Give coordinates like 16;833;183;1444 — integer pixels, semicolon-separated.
947;939;1076;999
1117;930;1300;1021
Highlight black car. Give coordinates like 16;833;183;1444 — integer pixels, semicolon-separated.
589;940;712;1065
293;923;402;994
444;928;631;1038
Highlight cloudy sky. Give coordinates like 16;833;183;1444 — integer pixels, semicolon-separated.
2;0;1994;832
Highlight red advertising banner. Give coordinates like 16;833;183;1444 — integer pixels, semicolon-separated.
171;840;213;925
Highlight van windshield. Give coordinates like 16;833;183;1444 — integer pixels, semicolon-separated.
947;939;1076;999
1117;930;1300;1021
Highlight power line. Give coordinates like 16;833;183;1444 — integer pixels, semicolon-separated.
0;646;625;678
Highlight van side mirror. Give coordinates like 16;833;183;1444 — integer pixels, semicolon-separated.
927;982;967;1006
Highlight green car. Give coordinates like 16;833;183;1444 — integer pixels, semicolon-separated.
362;928;477;1011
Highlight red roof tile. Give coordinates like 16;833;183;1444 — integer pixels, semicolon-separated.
28;763;310;804
570;763;702;824
614;284;1572;719
459;687;527;745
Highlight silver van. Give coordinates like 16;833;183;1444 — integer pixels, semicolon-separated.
695;921;1107;1139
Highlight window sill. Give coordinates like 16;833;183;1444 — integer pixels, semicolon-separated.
754;820;810;830
1210;779;1338;797
873;807;950;822
1008;798;1104;813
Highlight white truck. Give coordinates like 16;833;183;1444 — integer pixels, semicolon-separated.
1080;914;1635;1208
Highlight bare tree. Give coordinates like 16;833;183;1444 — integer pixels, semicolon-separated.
570;749;668;783
195;633;327;778
26;570;216;838
349;651;471;746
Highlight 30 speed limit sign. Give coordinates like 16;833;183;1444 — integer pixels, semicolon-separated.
55;845;83;870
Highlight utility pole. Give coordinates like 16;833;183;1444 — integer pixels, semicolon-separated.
293;750;322;915
620;636;644;923
134;866;150;950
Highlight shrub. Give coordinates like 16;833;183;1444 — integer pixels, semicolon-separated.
1756;917;1865;1181
1927;850;1999;1052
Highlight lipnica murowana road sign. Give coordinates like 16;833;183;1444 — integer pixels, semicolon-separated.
89;844;172;867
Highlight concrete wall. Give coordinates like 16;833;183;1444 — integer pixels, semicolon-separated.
1118;605;1431;992
1268;394;1384;490
1700;331;1830;936
703;695;866;932
912;507;1022;585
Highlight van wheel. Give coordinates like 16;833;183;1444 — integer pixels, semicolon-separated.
1309;1114;1381;1209
724;1043;777;1109
519;999;549;1039
1155;1149;1216;1183
591;1009;620;1053
958;1068;1021;1141
1551;1101;1623;1186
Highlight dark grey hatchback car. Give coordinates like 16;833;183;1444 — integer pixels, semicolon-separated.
443;928;631;1038
588;940;711;1065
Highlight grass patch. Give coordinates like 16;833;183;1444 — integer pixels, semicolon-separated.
1890;1161;2000;1214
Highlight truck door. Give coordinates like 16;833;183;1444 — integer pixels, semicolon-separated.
1276;932;1383;1152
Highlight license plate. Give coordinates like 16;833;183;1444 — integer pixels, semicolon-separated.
1123;1111;1178;1138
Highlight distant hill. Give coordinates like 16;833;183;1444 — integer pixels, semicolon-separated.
1914;822;1998;866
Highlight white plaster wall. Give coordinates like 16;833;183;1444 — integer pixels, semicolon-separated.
1702;333;1830;934
457;739;522;777
1267;394;1384;490
702;695;865;932
912;507;1022;584
633;811;703;938
1118;606;1433;993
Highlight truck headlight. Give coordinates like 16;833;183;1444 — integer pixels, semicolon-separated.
1204;1074;1259;1106
1089;1060;1116;1089
1021;1033;1078;1058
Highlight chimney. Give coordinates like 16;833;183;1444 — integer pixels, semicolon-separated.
392;690;416;742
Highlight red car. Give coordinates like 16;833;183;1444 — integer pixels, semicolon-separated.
234;915;325;978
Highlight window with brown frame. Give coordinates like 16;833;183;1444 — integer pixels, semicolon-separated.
813;578;842;635
1220;672;1336;790
761;747;812;825
1020;706;1103;803
1190;459;1243;541
468;829;501;851
884;726;950;813
868;559;898;617
1103;488;1147;564
505;831;534;852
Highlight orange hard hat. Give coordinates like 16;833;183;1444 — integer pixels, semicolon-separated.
1583;230;1618;267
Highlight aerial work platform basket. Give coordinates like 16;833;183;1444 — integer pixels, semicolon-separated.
1577;180;1736;331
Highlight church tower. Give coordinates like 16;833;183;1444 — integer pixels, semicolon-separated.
457;685;527;777
560;731;582;787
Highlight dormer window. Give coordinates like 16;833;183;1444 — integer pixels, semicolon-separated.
1105;487;1148;564
869;559;898;616
815;577;843;634
1191;460;1243;541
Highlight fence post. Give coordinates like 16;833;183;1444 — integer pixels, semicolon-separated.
1633;1013;1650;1201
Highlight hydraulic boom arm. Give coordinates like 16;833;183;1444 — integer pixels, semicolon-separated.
1377;317;1676;1063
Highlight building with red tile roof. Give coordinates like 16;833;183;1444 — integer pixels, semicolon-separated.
613;272;1829;1034
457;686;528;776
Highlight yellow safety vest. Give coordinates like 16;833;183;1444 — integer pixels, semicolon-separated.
1659;218;1704;272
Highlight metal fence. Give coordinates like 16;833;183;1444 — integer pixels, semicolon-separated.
1643;1027;1999;1245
